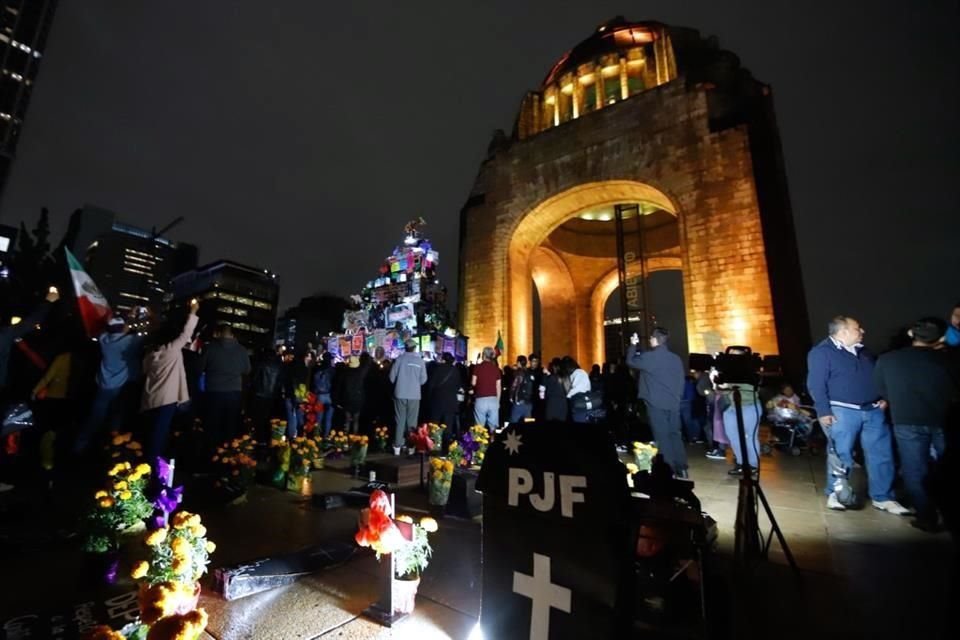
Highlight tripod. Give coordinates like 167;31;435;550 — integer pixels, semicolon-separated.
731;386;800;578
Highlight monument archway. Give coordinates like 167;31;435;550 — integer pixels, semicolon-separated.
507;180;680;365
458;17;809;377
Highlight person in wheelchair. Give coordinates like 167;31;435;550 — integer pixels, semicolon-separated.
765;383;815;453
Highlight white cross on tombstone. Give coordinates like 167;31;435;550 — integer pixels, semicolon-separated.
512;552;572;640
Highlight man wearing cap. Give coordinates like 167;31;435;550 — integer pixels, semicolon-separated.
807;316;910;514
873;317;959;531
75;314;145;454
389;339;428;450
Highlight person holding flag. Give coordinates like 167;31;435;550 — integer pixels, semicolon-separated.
65;248;112;336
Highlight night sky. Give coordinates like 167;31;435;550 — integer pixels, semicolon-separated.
1;1;956;352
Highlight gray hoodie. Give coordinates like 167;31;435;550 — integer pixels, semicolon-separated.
389;351;428;399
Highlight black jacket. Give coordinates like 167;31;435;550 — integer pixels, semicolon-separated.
543;374;568;421
201;339;251;393
874;346;959;427
426;362;461;415
251;355;282;399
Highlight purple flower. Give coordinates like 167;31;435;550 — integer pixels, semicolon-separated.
104;556;120;584
153;457;174;487
150;485;183;528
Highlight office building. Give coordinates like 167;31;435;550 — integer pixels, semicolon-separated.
170;260;279;352
0;0;58;199
64;205;197;314
275;294;349;353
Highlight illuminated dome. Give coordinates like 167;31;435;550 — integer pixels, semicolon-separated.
514;16;754;140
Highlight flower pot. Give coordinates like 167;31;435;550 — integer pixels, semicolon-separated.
350;444;368;467
176;583;201;614
392;576;420;614
428;478;451;506
286;472;307;492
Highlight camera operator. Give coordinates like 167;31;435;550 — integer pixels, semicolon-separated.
626;327;687;477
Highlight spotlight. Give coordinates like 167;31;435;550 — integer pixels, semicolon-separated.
467;622;484;640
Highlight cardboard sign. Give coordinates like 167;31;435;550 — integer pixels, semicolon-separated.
1;589;139;639
476;422;632;639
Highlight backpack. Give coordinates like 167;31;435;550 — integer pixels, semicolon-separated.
313;367;333;395
511;371;535;404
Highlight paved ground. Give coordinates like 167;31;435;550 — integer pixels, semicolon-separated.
0;445;953;639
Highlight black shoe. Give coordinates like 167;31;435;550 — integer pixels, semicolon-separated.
910;518;944;534
727;465;742;476
705;449;726;460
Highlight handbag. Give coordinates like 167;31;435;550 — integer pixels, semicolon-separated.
570;390;604;412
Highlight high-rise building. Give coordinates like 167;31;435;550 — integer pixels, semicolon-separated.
275;294;349;353
0;0;58;199
64;205;197;314
170;260;279;352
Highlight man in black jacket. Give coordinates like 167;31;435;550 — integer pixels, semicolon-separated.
874;317;960;532
426;353;461;439
249;348;282;443
201;324;251;448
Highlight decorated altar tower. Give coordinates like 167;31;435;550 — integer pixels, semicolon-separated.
326;218;467;361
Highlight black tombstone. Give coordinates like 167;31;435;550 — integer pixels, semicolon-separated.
476;420;633;639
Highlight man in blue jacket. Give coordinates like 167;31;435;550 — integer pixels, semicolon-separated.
807;316;910;514
626;327;687;477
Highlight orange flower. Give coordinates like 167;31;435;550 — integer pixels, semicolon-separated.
145;608;208;640
83;625;125;640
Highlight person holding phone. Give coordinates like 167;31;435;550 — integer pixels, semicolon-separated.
625;328;688;477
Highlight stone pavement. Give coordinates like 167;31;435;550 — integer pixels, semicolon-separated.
0;448;953;639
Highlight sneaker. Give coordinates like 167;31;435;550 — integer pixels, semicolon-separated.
872;500;913;516
910;518;944;534
826;493;846;511
727;465;742;476
705;449;726;460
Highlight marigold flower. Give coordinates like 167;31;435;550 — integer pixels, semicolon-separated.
126;441;142;450
145;527;168;546
131;560;149;579
170;536;190;556
107;463;124;477
419;517;439;533
136;463;151;475
111;434;125;446
98;497;115;508
396;514;413;524
119;490;132;501
171;556;187;574
95;489;108;499
191;524;207;538
114;480;128;491
145;607;208;640
205;540;216;553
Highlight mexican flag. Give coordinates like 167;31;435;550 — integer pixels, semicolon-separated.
66;247;111;336
494;330;504;357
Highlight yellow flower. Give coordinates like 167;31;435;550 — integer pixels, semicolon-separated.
107;463;124;477
131;560;149;579
419;517;439;533
114;480;128;491
111;434;125;446
396;514;413;524
98;497;115;508
170;536;190;556
95;490;108;499
145;608;208;640
171;556;187;574
119;490;132;501
145;527;168;546
126;441;142;450
136;463;151;475
191;524;207;538
205;540;216;553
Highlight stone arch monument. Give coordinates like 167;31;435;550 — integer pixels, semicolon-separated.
458;17;809;378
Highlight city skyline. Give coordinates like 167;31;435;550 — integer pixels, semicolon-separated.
0;1;956;351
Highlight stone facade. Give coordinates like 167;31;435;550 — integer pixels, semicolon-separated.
458;19;809;377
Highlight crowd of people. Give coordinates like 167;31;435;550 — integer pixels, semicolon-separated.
2;289;958;535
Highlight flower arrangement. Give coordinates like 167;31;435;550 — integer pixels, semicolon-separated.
373;425;390;452
426;423;446;452
105;431;144;461
392;515;436;580
133;511;214;588
269;418;287;445
407;424;434;453
320;429;349;459
427;457;454;506
349;434;369;466
212;435;257;493
460;426;491;467
447;441;465;468
300;392;323;436
84;462;154;554
632;441;658;473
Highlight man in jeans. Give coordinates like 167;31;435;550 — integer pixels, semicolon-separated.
626;328;687;477
807;316;910;514
201;324;251;449
509;355;535;423
389;339;427;450
472;347;501;430
874;317;958;531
